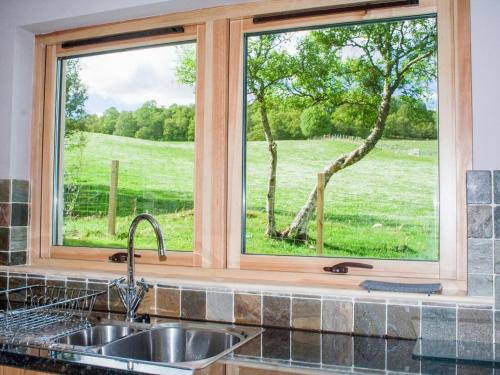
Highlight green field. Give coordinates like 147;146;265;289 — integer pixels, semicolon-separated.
63;132;439;260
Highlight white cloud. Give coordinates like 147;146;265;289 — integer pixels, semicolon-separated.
77;43;195;114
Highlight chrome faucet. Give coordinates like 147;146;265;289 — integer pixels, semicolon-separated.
117;213;166;322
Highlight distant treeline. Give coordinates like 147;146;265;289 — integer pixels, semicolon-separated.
69;96;436;142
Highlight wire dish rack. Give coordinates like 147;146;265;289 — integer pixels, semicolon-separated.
0;281;116;345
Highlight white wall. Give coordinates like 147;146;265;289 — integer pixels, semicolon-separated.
0;0;498;179
470;0;500;170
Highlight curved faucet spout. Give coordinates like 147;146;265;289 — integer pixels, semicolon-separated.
124;213;166;321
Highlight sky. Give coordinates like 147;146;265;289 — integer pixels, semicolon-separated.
76;43;196;115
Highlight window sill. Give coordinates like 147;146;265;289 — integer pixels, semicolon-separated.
1;261;492;308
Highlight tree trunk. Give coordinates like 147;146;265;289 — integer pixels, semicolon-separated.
281;83;393;240
258;96;278;238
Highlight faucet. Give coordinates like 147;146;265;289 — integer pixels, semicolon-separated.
117;213;166;322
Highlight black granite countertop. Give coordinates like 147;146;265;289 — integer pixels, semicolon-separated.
0;318;497;375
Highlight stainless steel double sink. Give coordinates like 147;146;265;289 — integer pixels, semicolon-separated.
52;321;260;370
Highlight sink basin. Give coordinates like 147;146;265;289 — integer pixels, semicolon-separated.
55;325;136;347
98;323;246;368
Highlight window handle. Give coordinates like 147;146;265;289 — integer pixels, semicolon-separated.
109;252;142;263
323;262;373;274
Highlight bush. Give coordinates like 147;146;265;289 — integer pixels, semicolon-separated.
300;106;332;138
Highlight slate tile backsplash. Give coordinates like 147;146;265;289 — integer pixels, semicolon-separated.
0;179;29;266
466;171;497;297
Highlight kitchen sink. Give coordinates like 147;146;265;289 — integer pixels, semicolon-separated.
97;322;250;368
55;325;136;347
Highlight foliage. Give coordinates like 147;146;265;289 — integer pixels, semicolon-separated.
175;44;196;86
99;107;120;134
114;111;138;138
164;104;195;141
300;106;332;138
134;100;166;140
64;59;88;136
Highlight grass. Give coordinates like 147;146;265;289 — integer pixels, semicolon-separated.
63;132;438;260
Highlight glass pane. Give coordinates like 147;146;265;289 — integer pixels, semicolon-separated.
54;42;197;251
243;17;439;260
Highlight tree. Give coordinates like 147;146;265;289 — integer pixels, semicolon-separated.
99;107;120;134
163;104;195;141
385;97;436;139
175;45;196;86
134;100;166;140
245;34;295;237
300;106;332;138
64;59;88;136
281;18;437;240
114;111;138;137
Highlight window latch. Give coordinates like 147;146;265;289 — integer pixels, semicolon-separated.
109;252;141;263
323;262;373;274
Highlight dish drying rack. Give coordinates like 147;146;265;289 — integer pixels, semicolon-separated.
0;280;119;345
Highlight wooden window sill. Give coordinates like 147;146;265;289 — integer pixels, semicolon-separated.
1;262;492;307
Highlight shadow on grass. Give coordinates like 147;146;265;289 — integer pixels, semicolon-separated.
64;184;193;218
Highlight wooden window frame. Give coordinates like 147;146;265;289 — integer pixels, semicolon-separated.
30;0;472;293
32;25;207;267
226;0;472;292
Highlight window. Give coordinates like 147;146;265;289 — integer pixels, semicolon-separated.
32;0;472;291
242;17;439;261
227;0;471;285
54;42;197;252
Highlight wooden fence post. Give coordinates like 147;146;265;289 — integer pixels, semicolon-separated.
316;173;325;255
108;160;119;235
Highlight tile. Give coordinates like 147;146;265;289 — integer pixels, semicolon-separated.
0;272;7;290
469;274;493;297
468;239;493;273
457;364;493;375
495;171;500;204
496;207;500;239
457;308;493;360
11;180;29;203
354;302;386;337
9;251;27;265
10;203;28;226
0;252;9;266
206;291;233;322
8;273;27;302
387;304;420;339
495;241;500;274
291;331;321;364
181;289;206;320
422;306;456;341
467;171;492;204
156;287;180;317
0;203;10;226
27;274;45;287
234;293;261;325
233;335;261;358
10;227;27;251
108;286;125;313
262;329;290;360
263;295;290;328
137;284;155;315
88;282;109;312
0;180;10;202
387;339;420;373
0;228;8;250
468;205;493;238
458;308;493;343
496;276;500;309
353;336;385;370
322;299;353;333
496;311;500;344
421;359;457;375
66;278;87;291
291;298;321;331
322;333;353;367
